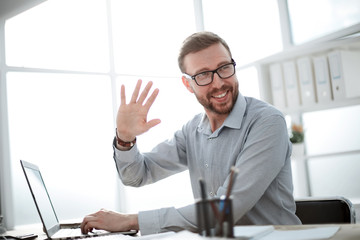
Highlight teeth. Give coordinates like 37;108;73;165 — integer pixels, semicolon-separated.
214;92;227;98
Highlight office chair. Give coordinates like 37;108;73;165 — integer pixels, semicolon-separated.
295;196;356;224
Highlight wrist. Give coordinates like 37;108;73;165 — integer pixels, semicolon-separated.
128;214;139;230
115;129;136;148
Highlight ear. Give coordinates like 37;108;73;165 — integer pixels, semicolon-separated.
182;76;194;93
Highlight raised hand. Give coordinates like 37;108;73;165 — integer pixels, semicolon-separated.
116;79;161;142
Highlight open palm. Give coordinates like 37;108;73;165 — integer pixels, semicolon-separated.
116;80;161;142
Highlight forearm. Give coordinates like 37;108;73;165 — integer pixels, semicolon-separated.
113;138;188;187
112;142;147;186
138;205;197;235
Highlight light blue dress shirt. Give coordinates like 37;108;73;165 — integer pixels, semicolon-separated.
113;93;301;235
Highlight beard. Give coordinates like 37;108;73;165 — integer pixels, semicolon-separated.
194;80;239;115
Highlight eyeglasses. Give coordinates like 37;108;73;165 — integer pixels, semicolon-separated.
183;59;236;86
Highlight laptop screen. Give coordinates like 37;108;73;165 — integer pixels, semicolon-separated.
21;161;59;232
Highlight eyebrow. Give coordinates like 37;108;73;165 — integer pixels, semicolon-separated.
194;60;232;75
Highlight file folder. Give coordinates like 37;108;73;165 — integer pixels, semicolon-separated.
313;55;333;104
329;50;360;99
269;63;287;108
328;51;346;100
283;61;301;107
297;57;317;106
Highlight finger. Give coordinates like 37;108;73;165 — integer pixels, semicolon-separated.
80;219;86;233
81;215;96;233
130;79;142;103
120;85;126;105
81;219;90;233
83;218;101;233
143;87;159;110
83;222;96;234
137;81;153;105
83;225;94;234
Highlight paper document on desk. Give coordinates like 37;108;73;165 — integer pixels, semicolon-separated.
134;226;339;240
140;227;275;240
138;231;201;239
261;226;339;240
234;226;274;239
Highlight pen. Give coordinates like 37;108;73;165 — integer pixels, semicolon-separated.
199;178;211;236
220;166;239;236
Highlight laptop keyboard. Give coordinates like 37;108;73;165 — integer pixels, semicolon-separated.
52;228;136;239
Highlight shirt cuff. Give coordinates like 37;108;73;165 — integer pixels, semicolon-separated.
138;209;161;235
113;138;139;163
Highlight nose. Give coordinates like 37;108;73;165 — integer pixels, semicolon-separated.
211;72;224;88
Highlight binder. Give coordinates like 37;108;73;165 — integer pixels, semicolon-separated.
297;57;317;106
313;55;333;104
269;63;286;108
339;50;360;99
283;61;301;107
328;51;346;100
328;50;360;100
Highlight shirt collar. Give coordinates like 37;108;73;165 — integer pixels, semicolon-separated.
197;92;246;136
224;92;246;129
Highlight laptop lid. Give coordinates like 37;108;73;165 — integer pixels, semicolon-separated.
20;160;138;239
20;160;61;238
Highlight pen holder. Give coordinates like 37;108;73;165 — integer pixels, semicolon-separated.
196;196;234;238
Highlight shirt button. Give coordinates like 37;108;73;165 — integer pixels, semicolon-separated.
205;163;209;168
210;192;214;196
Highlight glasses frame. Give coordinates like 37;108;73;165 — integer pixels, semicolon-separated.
183;59;236;86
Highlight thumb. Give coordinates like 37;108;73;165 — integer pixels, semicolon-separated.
146;119;161;130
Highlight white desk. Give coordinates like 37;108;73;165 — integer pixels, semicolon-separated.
2;224;360;240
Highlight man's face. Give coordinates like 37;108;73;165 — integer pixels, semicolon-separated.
183;43;239;116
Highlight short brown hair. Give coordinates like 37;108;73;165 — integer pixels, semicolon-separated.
178;31;232;73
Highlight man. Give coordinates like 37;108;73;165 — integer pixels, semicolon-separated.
81;31;301;235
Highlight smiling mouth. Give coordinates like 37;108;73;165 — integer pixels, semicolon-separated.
213;91;228;99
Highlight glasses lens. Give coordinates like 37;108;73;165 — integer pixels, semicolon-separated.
195;72;213;86
217;63;235;79
193;61;236;86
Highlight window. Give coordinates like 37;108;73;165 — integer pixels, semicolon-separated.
287;0;360;44
5;0;109;72
6;72;116;225
302;106;360;198
2;0;284;227
303;106;360;156
203;0;282;66
4;0;116;226
110;0;196;76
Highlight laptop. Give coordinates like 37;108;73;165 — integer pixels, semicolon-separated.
20;160;137;239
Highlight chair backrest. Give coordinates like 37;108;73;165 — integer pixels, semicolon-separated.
295;197;356;224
